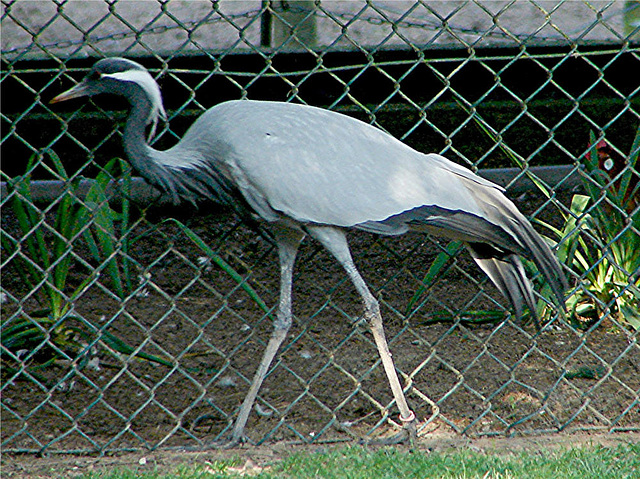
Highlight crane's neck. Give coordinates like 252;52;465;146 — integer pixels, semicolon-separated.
121;90;179;198
120;90;238;207
122;93;162;175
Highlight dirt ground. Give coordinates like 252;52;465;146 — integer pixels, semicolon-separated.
2;189;639;472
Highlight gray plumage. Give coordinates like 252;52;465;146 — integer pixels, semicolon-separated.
52;57;566;446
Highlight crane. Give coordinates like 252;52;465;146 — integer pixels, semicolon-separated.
51;57;566;447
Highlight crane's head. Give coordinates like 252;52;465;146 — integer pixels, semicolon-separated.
51;57;166;138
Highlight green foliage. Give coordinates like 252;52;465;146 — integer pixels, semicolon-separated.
161;218;273;321
535;128;640;329
2;152;132;311
1;152;171;371
463;99;639;330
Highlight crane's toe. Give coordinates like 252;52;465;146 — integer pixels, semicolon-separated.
190;413;249;449
361;420;417;447
209;433;249;449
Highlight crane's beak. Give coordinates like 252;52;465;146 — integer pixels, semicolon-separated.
50;82;90;104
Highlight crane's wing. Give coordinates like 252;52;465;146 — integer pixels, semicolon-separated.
191;100;499;225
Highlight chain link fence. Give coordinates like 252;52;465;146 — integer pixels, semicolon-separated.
1;1;639;454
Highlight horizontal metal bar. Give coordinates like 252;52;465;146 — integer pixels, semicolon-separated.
478;165;581;193
0;177;161;204
0;165;580;205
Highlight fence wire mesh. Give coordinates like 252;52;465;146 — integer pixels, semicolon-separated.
1;0;639;454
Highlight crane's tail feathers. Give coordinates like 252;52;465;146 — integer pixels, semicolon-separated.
358;202;567;321
485;203;568;312
416;210;566;311
423;206;567;316
517;222;567;312
466;187;568;311
467;244;539;327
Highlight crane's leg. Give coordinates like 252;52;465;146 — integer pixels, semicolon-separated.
219;224;304;448
307;226;417;445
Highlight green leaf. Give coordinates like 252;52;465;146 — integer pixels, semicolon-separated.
99;330;175;368
406;241;463;316
1;317;49;351
47;150;70;182
566;365;605;380
618;125;640;199
162;218;274;320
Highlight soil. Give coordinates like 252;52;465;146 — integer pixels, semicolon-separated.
1;188;639;470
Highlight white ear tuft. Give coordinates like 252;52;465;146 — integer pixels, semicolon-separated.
103;69;166;141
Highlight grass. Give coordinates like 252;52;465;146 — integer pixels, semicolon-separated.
74;442;639;479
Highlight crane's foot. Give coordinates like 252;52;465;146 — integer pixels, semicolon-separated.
361;416;417;447
190;414;248;449
211;434;248;449
361;428;416;447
